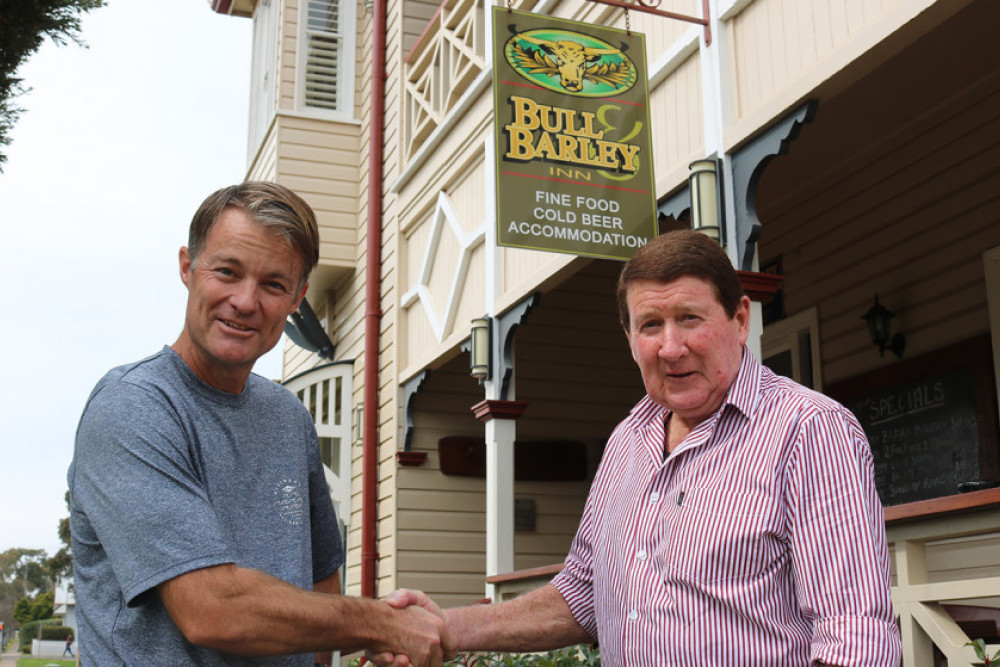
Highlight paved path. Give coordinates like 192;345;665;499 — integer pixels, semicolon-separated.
0;637;19;664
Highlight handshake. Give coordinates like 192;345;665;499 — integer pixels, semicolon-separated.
358;582;584;667
366;589;457;667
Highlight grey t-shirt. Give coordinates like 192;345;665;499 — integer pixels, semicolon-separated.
68;347;344;665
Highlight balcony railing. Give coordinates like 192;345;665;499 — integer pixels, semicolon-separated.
402;0;487;162
888;488;1000;666
490;489;1000;666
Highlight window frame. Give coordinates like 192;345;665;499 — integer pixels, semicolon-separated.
249;0;278;157
762;306;823;391
295;0;357;119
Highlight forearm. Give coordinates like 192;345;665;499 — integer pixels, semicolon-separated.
313;571;342;665
158;564;433;657
445;584;591;653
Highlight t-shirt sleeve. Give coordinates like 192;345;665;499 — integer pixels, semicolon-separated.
72;383;234;605
786;407;902;666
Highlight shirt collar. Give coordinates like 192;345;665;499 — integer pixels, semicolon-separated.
723;346;762;421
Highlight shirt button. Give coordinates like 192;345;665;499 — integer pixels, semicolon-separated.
649;491;660;503
628;610;639;620
637;549;647;561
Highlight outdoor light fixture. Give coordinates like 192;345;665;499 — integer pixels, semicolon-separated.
688;158;725;244
469;316;491;381
862;294;905;358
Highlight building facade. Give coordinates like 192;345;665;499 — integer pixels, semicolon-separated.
211;0;1000;663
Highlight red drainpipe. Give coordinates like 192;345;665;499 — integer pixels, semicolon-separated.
361;0;387;599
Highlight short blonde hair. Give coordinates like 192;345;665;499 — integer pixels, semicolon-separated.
188;181;320;287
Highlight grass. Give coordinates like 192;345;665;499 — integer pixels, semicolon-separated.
15;660;77;667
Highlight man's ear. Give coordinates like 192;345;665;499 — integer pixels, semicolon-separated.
179;247;192;288
735;295;751;345
291;281;309;314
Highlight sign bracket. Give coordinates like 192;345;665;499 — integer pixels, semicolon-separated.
584;0;711;45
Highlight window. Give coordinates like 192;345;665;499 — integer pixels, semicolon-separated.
762;307;823;391
297;0;355;116
249;0;277;157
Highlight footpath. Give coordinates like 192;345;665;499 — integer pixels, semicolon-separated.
0;637;18;664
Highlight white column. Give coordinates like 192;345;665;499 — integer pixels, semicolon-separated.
482;138;517;600
485;416;516;582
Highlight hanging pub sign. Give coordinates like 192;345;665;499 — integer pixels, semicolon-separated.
492;7;658;260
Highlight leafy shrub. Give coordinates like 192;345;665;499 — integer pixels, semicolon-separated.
967;639;1000;666
39;625;72;640
17;619;66;651
349;644;600;666
18;621;40;650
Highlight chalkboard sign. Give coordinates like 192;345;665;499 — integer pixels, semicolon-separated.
827;335;999;507
845;367;979;505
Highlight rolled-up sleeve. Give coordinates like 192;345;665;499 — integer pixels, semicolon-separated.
786;408;902;666
551;492;599;640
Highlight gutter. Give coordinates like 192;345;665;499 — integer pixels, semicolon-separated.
361;0;388;599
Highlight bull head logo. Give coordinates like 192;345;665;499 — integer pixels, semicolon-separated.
504;24;637;96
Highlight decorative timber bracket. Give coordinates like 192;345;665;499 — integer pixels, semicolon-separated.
495;293;540;401
399;370;430;464
731;100;818;271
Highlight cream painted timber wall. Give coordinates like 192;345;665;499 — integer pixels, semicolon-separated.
757;68;1000;385
722;0;978;150
246;112;360;281
401;0;440;56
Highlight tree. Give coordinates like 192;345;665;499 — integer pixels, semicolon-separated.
0;549;49;595
0;0;107;170
0;549;50;631
44;492;73;581
13;591;54;625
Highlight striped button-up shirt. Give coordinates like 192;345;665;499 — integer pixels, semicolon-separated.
552;350;901;666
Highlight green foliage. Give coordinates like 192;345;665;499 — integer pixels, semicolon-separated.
967;639;1000;666
45;494;74;581
17;616;62;651
0;549;50;595
348;645;600;667
13;591;54;626
0;0;107;170
39;624;72;641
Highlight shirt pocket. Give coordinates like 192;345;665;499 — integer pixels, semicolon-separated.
658;486;782;584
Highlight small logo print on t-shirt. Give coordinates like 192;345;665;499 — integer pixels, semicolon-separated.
275;478;305;525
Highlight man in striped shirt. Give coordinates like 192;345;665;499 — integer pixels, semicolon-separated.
383;230;901;666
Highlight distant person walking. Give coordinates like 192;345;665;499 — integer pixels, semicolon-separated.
63;634;73;657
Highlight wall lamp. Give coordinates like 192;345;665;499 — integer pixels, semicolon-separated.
469;316;492;381
862;294;905;358
688;158;725;245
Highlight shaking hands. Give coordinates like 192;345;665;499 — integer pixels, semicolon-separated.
367;589;455;667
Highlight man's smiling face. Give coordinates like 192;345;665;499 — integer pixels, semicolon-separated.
625;275;749;429
173;207;306;393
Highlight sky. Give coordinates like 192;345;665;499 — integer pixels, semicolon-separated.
0;0;281;556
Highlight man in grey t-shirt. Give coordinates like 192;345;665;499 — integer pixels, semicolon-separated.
68;182;452;666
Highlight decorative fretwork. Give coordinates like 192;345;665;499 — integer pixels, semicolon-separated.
403;0;486;161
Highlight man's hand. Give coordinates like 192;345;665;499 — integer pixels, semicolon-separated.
367;590;451;667
385;589;444;616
